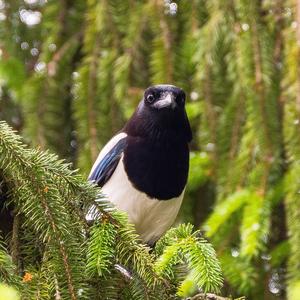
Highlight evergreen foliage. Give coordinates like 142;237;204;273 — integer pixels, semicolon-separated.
0;122;223;299
1;0;300;299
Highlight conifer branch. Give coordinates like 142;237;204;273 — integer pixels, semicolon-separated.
0;121;226;298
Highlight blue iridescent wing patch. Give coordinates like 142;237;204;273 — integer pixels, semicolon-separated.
88;137;127;187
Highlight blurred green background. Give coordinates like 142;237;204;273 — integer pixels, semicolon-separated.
1;0;300;299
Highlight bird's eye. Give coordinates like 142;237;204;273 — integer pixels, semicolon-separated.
146;94;155;103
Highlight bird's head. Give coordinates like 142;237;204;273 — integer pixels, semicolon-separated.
125;84;192;142
143;84;186;111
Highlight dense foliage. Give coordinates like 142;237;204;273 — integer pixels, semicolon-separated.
0;121;223;299
1;0;300;299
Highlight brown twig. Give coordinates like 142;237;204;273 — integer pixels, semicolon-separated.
47;31;83;77
10;212;21;274
39;193;77;300
250;6;273;194
86;33;101;162
204;64;218;175
187;293;245;300
155;0;173;82
296;0;300;116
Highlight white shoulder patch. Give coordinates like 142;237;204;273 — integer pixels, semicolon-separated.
88;132;127;178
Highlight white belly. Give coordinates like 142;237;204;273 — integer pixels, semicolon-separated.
102;158;184;243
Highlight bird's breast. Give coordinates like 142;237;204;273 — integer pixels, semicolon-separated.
123;136;189;200
102;158;184;243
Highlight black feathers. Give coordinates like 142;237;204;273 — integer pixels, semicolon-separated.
123;136;189;200
123;85;191;199
90;84;192;201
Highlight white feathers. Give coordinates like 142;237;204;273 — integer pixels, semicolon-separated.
102;158;184;243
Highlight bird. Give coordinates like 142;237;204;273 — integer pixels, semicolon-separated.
88;84;192;245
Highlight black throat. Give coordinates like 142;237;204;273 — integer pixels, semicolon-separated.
123;108;191;200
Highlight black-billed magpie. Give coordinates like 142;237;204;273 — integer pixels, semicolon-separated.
88;84;192;244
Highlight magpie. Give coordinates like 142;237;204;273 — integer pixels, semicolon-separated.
88;84;192;245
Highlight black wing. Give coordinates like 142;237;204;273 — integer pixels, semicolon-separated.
88;137;127;187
